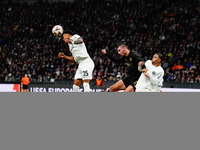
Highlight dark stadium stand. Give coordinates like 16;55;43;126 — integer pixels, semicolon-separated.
0;0;200;86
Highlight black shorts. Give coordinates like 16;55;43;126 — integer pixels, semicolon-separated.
122;76;138;90
23;85;28;90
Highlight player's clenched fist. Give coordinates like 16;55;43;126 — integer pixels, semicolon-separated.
142;68;148;73
101;49;107;55
138;61;143;66
58;52;66;58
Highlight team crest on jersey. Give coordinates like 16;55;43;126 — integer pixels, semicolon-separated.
152;71;156;75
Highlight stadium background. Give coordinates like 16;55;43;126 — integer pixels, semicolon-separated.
0;0;200;92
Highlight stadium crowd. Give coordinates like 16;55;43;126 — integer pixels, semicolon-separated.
0;0;200;83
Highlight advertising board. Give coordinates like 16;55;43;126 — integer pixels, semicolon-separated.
0;84;20;92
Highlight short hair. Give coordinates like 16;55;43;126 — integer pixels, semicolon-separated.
63;30;74;35
119;43;128;49
156;53;163;60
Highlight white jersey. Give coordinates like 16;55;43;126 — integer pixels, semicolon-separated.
68;34;90;64
135;60;164;92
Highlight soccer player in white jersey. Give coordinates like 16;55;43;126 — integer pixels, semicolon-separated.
58;30;94;92
135;53;164;92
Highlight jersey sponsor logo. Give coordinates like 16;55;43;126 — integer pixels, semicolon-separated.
124;59;133;67
152;71;156;75
125;63;131;66
133;80;138;86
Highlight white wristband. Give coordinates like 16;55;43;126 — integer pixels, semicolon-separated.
138;66;142;72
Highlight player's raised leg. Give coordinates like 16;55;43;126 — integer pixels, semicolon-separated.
108;80;126;92
124;85;134;92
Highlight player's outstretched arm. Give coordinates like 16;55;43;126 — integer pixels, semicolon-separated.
101;49;123;63
58;52;75;62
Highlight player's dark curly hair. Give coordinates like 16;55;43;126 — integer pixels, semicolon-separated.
156;53;163;60
63;30;74;35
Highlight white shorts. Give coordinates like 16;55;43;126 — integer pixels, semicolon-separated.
74;58;94;80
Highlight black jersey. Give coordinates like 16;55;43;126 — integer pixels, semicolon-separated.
105;50;142;79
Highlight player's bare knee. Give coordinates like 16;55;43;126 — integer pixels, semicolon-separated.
74;79;82;87
83;80;90;83
74;83;81;87
109;86;115;92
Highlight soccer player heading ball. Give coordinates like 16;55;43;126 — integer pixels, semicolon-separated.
58;30;94;92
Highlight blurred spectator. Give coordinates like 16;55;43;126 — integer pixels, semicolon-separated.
93;75;104;87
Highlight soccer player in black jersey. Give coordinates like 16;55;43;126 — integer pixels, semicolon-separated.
101;44;142;92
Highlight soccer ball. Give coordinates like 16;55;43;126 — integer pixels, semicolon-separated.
52;25;63;36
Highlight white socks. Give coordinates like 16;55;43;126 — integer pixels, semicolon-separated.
73;84;80;92
73;83;91;92
83;82;90;92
